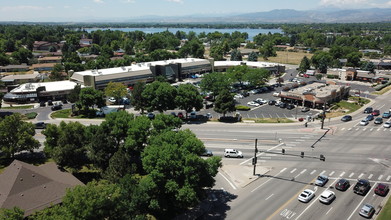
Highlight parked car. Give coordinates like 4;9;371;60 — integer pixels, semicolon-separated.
247;101;260;107
366;114;374;121
298;189;315;203
272;92;280;97
51;105;62;111
240;91;249;97
268;100;276;105
335;179;350;191
315;175;329;186
384;121;391;128
255;98;268;104
39;101;46;107
301;107;310;112
363;107;373;113
34;122;47;129
382;112;391;118
372;110;380;116
108;97;116;103
279;102;287;108
177;112;184;119
287;104;295;110
374;117;383;124
147;112;155;120
224;149;243;158
354;179;371;195
359;204;375;218
374;183;389;196
341;115;352;122
47;100;53;106
190;111;197;120
359;119;369;126
319;190;335;204
201;149;213;157
234;94;244;99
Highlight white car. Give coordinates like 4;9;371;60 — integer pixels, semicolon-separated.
247;101;260;107
108;97;116;103
273;92;280;97
234;94;244;99
255;98;268;104
384;121;391;128
298;189;315;203
224;149;243;158
319;190;335;204
360;119;369;126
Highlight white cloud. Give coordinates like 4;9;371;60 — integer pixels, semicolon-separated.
0;5;47;11
167;0;184;4
93;0;104;3
320;0;370;7
122;0;136;3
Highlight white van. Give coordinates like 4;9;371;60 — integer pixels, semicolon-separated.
224;149;243;158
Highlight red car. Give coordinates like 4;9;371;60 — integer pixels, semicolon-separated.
177;112;184;119
303;74;309;78
372;110;380;116
374;183;389;196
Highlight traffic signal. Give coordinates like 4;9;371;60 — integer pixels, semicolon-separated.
301;152;304;158
252;157;257;165
282;149;285;155
320;154;325;161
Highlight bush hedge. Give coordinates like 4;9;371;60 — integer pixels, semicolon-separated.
374;81;391;91
25;112;37;119
235;105;251;111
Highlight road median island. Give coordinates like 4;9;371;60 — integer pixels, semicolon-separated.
220;164;271;188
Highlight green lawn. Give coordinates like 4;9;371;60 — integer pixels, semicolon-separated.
377;196;391;220
2;105;35;109
51;109;72;118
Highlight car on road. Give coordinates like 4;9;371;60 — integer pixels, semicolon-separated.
224;149;243;158
382;112;391;118
247;101;260;107
359;119;369;126
201;149;213;157
268;100;276;105
315;175;329;186
374;117;383;124
51;105;62;111
298;189;315;203
374;183;389;196
190;111;197;120
34;122;47;129
319;190;335;204
372;109;380;116
341;115;352;122
363;107;373;113
366;114;374;121
359;204;375;218
354;179;371;195
384;121;391;128
301;107;310;112
335;179;350;191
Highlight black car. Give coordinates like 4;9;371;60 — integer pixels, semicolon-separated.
47;100;53;106
240;91;250;97
287;104;295;110
147;112;155;120
366;114;374;121
364;107;373;114
268;100;276;105
341;115;352;122
51;105;62;111
34;122;47;129
279;102;287;108
39;101;46;107
335;179;350;191
354;179;371;195
374;117;383;124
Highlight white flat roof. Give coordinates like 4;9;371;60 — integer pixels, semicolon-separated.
74;65;150;77
214;61;282;68
10;81;78;93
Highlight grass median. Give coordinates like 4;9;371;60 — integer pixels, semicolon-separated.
377;196;391;220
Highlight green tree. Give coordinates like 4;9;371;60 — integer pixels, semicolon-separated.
178;40;205;58
125;115;152;153
11;48;32;64
199;72;231;97
209;45;224;61
0;113;39;158
42;121;87;170
213;89;236;117
175;84;203;117
315;73;323;81
142;81;177;113
130;82;147;114
248;51;258;61
101;111;134;148
104;82;127;104
361;61;375;73
346;51;363;67
318;57;329;73
142;130;221;218
50;64;66;81
151;114;182;134
103;148;135;183
259;40;276;60
67;84;81;103
298;56;311;73
244;68;271;88
227;65;250;89
230;48;242;61
0;207;24;220
78;87;104;111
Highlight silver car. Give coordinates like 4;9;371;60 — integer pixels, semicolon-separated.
359;204;375;218
315;175;329;186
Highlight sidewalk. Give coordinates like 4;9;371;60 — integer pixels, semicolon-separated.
220;164;271;188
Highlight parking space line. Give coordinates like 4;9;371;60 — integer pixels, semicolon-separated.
320;170;326;175
348;128;352;131
358;173;364;178
349;173;354;178
387;176;391;181
326;207;333;215
265;194;274;200
310;170;317;175
368;174;373;179
378;175;383;180
355;127;360;131
377;128;381;131
290;168;297;173
329;171;335;176
340;171;345;177
341;128;346;131
347;181;379;220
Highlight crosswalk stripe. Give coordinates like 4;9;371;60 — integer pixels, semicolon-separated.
340;172;345;177
348;128;352;131
300;169;307;174
387;176;391;181
355;128;360;131
320;170;326;175
370;128;374;131
368;174;373;179
379;175;383;180
310;170;317;175
329;171;335;176
359;173;364;178
377;128;381;131
290;168;297;173
349;173;355;178
363;128;367;131
280;168;287;173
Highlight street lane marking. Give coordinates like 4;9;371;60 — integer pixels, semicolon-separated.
295;178;340;220
349;172;355;178
310;170;316;175
340;171;345;177
347;181;379;220
295;169;307;178
326;207;333;215
295;139;306;142
358;173;364;178
251;168;286;193
329;171;335;176
290;168;297;173
240;143;284;165
265;194;274;200
379;175;383;180
218;172;237;190
368;174;373;179
355;127;360;131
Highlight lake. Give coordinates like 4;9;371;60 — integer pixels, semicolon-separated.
84;27;283;40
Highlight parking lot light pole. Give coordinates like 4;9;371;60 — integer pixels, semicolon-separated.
253;139;258;176
321;103;326;129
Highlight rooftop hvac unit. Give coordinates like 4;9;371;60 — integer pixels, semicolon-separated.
127;68;132;72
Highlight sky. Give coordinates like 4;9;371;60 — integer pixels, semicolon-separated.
0;0;390;22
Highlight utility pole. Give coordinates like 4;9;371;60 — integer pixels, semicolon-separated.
321;102;326;129
253;139;258;176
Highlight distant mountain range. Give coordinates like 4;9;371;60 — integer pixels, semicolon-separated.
123;8;391;23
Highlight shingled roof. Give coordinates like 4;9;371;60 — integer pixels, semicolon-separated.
0;160;84;216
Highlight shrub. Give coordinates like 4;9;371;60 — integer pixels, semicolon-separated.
25;112;37;119
235;105;251;111
374;81;391;91
326;74;338;79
